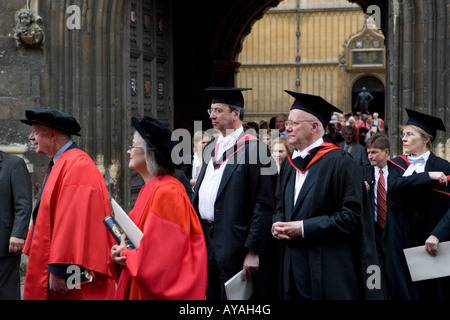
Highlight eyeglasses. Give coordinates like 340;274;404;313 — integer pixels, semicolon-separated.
285;120;314;128
207;108;227;116
128;145;144;150
401;132;417;139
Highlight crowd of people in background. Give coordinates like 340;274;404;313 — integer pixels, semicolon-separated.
238;110;385;168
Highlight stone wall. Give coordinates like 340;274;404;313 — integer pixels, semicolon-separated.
0;1;45;172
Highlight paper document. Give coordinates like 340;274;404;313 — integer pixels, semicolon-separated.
111;199;143;248
403;241;450;282
224;270;253;300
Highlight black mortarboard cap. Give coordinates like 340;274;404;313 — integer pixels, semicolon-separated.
131;116;182;169
204;87;251;108
405;108;446;141
284;90;342;128
21;109;81;136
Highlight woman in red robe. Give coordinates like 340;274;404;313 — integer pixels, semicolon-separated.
111;116;207;300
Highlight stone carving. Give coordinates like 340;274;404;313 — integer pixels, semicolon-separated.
13;8;44;48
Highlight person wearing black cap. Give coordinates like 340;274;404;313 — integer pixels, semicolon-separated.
111;116;207;300
192;87;277;300
383;108;450;300
272;90;381;300
20;109;116;300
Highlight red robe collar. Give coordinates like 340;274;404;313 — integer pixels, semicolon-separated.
213;133;258;170
388;155;450;196
287;142;341;174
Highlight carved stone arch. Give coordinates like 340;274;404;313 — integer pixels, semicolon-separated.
207;0;389;87
209;0;282;86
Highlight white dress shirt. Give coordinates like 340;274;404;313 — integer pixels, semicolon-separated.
290;138;324;238
292;138;324;205
198;126;244;221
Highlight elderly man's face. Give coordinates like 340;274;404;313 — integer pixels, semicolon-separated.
275;115;286;132
286;109;315;151
29;124;54;157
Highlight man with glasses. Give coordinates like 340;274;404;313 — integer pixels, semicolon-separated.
192;87;277;300
272;90;381;300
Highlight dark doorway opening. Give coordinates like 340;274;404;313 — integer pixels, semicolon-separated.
352;76;385;119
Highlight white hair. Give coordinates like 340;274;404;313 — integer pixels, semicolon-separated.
137;132;173;177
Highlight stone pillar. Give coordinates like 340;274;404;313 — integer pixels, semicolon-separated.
387;0;450;158
37;0;130;203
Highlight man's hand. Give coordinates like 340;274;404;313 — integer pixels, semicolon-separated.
48;272;70;295
9;237;25;253
272;221;303;240
242;249;259;281
425;235;440;257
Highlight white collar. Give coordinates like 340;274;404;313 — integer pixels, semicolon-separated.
217;126;243;145
407;151;430;164
292;138;324;159
375;165;388;175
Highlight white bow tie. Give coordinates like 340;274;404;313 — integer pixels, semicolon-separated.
407;155;425;166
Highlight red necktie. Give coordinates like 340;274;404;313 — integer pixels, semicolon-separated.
377;168;387;228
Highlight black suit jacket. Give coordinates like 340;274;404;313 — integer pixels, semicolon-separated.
192;132;277;272
0;151;32;257
362;165;378;223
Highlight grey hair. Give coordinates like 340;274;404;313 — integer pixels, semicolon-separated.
229;104;245;121
304;113;325;136
137;132;174;177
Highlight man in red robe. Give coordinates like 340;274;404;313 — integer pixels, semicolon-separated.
21;109;116;300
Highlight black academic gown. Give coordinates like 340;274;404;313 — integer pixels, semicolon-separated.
192;132;278;299
384;153;450;300
273;147;382;300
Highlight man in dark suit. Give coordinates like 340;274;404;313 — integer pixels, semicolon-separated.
340;125;370;166
363;133;390;298
0;151;32;300
192;87;277;300
272;90;381;300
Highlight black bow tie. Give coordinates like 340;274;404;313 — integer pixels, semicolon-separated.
291;147;322;171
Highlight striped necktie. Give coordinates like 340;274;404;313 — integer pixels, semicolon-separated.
377;168;387;228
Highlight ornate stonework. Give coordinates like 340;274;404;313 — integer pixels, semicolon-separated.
13;7;44;48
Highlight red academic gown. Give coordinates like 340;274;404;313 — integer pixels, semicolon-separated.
23;148;116;300
114;175;207;300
